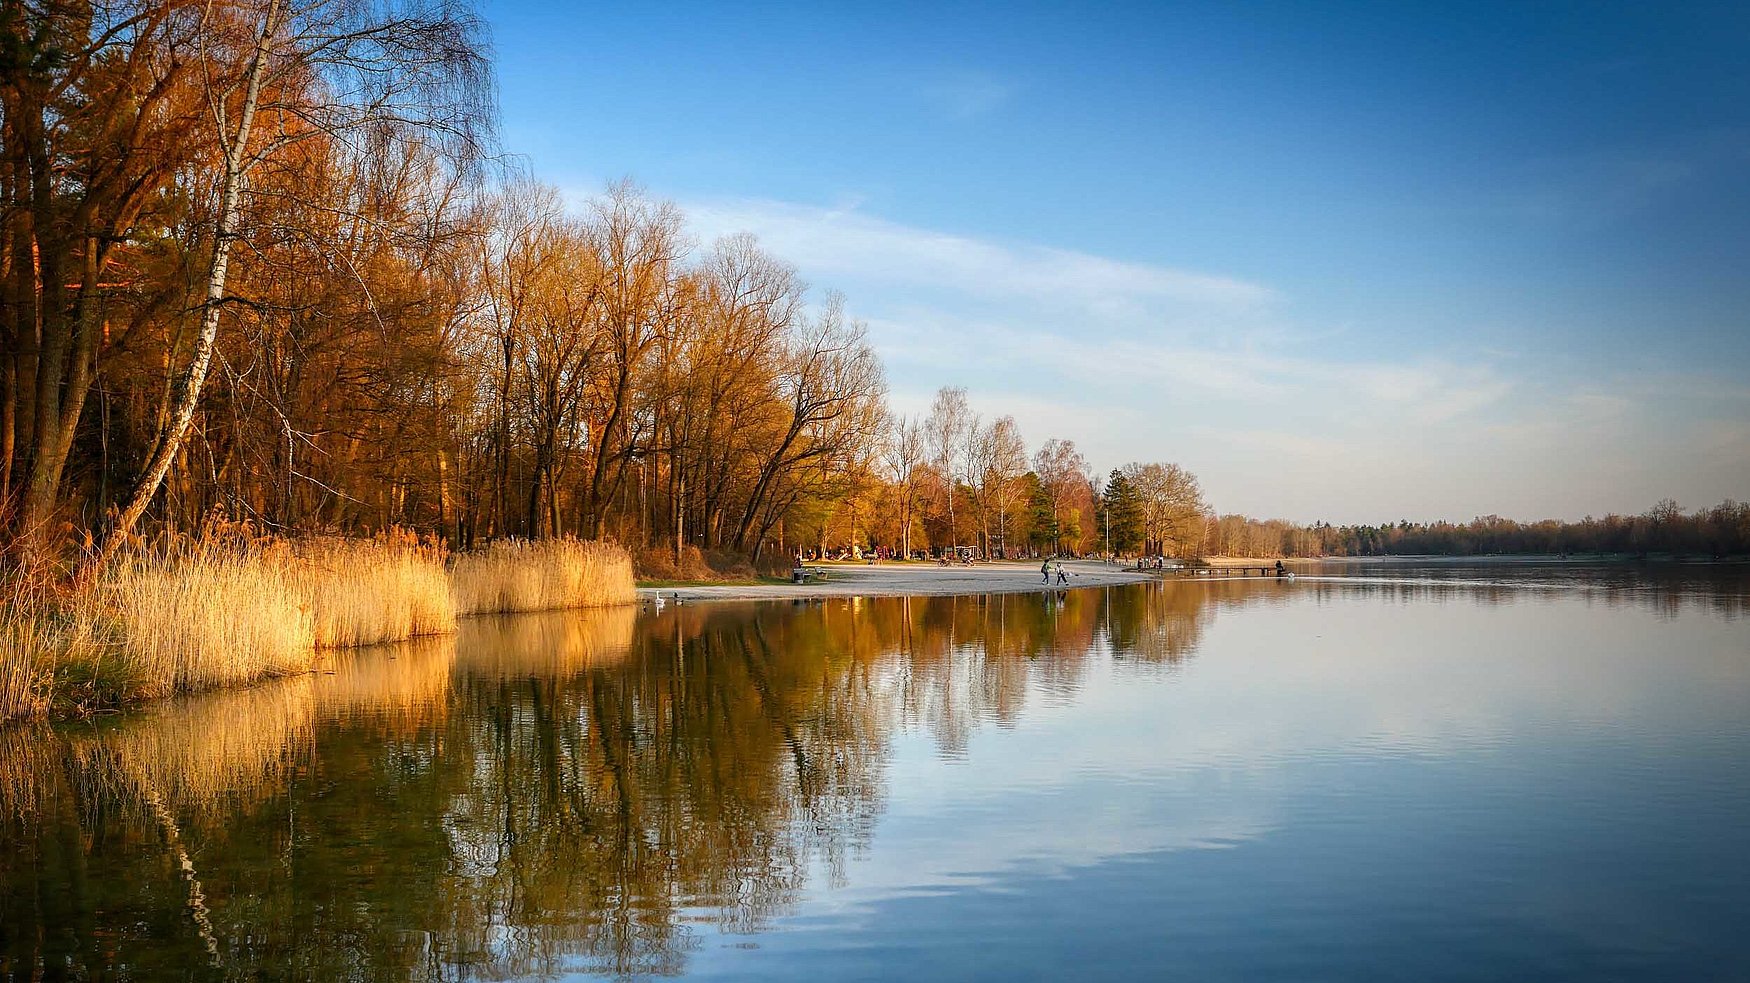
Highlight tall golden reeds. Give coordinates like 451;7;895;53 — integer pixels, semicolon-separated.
0;617;54;723
281;533;457;648
0;534;636;724
84;543;317;701
0;571;79;723
450;538;637;615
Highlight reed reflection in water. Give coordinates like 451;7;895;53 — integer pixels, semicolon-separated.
1;570;1745;981
0;584;1222;979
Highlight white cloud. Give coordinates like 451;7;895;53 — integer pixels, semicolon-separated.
684;197;1274;315
915;70;1017;119
869;312;1511;425
664;193;1744;521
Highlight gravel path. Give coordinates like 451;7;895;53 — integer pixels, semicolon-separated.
637;559;1152;603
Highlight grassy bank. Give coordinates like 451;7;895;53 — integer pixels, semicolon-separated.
0;535;636;723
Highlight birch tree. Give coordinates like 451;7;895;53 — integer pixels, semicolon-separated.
924;385;970;554
882;413;926;558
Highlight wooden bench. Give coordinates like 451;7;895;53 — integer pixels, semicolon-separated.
791;566;829;584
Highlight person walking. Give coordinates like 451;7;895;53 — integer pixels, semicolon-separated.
1056;560;1069;585
1041;557;1053;584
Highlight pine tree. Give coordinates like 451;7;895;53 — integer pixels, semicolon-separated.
1099;469;1144;553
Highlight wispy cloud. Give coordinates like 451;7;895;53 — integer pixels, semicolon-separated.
684;197;1274;316
668;193;1746;520
868;313;1511;426
1504;128;1750;229
914;70;1017;119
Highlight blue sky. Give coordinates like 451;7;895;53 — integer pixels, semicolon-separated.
481;0;1750;523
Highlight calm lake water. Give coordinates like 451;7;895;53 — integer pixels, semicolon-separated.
3;562;1748;981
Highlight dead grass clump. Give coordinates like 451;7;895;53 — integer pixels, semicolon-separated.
634;545;714;581
633;545;757;581
0;617;56;724
451;538;636;615
281;533;456;648
0;571;74;723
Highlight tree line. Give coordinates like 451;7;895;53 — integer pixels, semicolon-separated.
816;385;1211;561
0;0;893;571
1204;500;1750;559
0;0;1205;574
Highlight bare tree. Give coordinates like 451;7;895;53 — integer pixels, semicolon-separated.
1033;438;1090;554
580;181;685;538
924;386;970;555
732;295;885;561
983;416;1027;557
650;233;799;557
882;413;926;558
1123;461;1208;558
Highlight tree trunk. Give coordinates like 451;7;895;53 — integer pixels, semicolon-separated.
900;492;911;558
945;482;955;554
0;358;14;512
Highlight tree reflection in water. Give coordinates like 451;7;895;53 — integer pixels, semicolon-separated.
0;581;1296;979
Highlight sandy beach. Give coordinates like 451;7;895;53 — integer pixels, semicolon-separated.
637;559;1155;603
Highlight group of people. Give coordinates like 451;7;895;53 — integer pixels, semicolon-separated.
1041;558;1070;585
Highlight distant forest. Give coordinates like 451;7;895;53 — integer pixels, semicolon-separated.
1201;499;1750;560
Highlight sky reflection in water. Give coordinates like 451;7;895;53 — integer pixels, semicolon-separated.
1;565;1747;981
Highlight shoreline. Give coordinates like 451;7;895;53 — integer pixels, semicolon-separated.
637;559;1155;603
634;552;1750;604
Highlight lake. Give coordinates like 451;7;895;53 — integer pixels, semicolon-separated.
2;562;1747;981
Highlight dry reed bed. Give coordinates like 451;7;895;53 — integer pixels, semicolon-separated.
287;537;457;647
0;536;635;723
101;547;318;698
450;538;637;615
0;617;57;723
